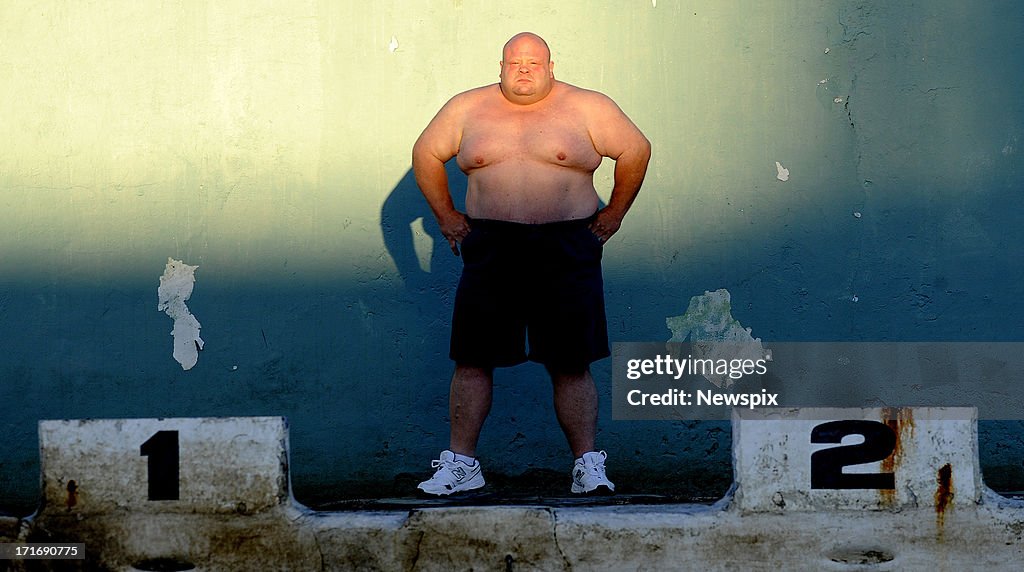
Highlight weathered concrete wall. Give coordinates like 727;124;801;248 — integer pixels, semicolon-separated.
2;1;1024;510
13;412;1024;570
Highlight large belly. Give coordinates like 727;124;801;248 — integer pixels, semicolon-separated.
464;160;600;223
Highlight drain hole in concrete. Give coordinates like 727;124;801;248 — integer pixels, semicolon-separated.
827;549;894;565
132;557;196;571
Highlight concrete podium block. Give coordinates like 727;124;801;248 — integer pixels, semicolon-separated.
39;417;290;516
732;407;981;513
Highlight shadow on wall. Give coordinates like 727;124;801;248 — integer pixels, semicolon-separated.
381;159;467;294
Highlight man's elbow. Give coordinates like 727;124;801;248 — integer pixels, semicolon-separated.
411;140;438;174
639;135;652;162
412;137;453;171
411;137;428;165
629;135;652;166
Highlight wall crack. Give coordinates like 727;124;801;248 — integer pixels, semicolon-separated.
548;507;572;571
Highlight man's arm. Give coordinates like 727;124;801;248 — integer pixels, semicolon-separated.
585;93;652;242
412;95;471;255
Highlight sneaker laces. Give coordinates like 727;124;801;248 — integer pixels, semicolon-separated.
427;455;475;487
430;457;454;475
582;451;607;475
430;456;468;474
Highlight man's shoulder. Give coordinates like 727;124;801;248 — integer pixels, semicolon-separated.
449;84;501;105
431;85;499;123
552;81;616;107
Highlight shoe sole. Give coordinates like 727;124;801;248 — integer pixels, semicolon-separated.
570;484;615;496
415;485;487;499
416;474;486;497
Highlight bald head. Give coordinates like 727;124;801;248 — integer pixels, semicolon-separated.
499;32;555;105
502;32;551;62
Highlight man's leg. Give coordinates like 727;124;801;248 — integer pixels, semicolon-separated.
550;366;614;494
548;366;598;458
417;363;492;496
449;363;494;456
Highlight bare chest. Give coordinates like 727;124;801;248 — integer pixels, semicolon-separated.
457;107;602;172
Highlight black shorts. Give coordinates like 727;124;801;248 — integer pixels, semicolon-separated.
449;215;610;371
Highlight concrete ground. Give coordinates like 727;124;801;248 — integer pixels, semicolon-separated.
4;488;1024;571
7;411;1024;570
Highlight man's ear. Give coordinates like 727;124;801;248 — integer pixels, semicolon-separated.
549;60;555;77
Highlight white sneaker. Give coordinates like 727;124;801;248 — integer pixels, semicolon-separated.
416;450;486;496
571;450;615;495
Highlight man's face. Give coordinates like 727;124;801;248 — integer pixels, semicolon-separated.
499;34;554;103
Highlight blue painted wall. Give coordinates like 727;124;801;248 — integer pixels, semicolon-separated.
2;1;1024;510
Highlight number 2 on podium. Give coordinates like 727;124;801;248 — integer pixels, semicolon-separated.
810;420;896;490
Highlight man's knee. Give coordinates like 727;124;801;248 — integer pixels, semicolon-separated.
454;363;494;380
546;363;591;382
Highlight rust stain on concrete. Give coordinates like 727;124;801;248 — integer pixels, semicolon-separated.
879;407;914;507
65;480;78;510
935;463;954;540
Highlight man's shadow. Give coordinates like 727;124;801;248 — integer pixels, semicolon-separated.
380;159;467;308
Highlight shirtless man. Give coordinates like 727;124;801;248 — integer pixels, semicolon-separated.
413;32;650;496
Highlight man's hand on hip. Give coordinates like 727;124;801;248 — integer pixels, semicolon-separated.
440;211;472;256
589;207;624;244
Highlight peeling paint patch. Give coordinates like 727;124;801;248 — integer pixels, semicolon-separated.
775;161;790;182
666;289;766;388
158;258;204;370
388;36;399;53
666;289;760;345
